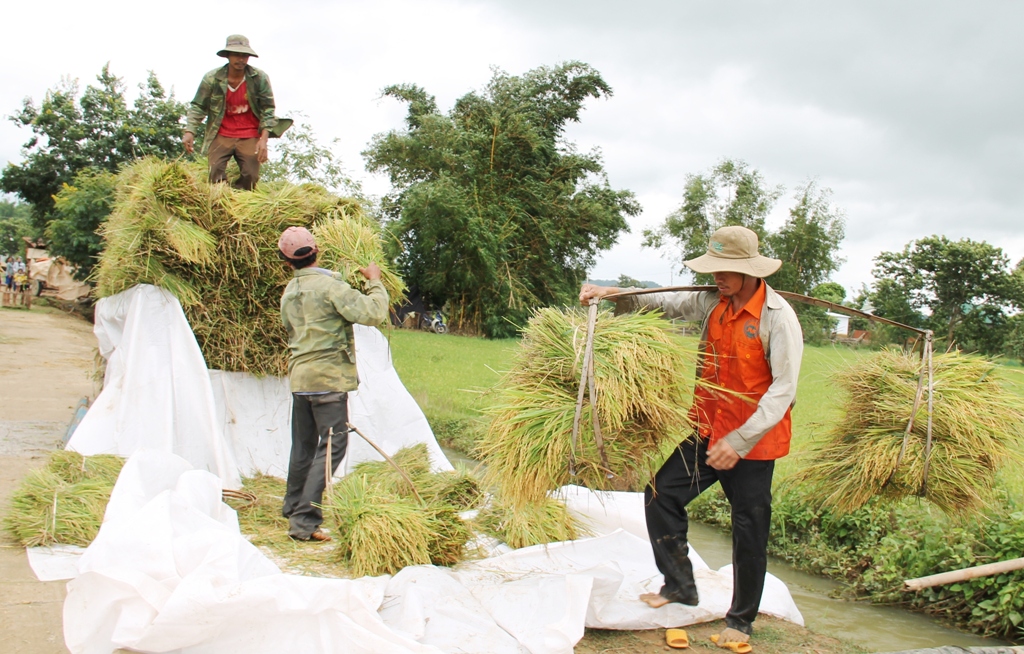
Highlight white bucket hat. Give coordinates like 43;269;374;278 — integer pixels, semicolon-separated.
684;225;782;278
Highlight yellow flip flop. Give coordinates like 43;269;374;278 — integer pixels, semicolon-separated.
710;634;752;653
665;628;689;649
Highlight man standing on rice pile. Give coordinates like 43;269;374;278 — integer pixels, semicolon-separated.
580;225;803;649
278;226;389;541
183;35;287;190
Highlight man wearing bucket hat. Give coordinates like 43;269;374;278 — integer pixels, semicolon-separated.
277;226;389;541
580;225;803;650
184;35;291;190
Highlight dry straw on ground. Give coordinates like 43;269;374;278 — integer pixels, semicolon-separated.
4;451;124;547
94;157;405;376
797;349;1024;515
322;444;479;577
476;307;704;546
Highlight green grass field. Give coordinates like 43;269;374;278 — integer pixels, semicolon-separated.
387;329;1024;496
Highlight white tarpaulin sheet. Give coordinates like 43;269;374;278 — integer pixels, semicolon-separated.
61;451;802;654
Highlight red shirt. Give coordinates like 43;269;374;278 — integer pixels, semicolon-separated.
690;282;792;460
218;81;261;139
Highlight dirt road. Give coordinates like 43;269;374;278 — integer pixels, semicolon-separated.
0;304;96;654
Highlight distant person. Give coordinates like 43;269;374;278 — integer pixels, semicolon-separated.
277;227;389;541
183;35;287;190
3;257;13;290
580;225;803;650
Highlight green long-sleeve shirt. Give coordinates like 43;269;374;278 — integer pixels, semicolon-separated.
280;268;389;392
185;64;279;155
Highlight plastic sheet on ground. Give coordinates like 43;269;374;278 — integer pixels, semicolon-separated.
25;544;86;581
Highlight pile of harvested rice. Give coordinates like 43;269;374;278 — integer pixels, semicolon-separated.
476;307;704;546
322;444;479;577
4;451;124;547
797;349;1024;515
94;158;405;376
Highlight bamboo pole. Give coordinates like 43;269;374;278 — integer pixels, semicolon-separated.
346;422;423;504
904;557;1024;591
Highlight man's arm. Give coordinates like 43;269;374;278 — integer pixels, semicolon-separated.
251;71;277;163
579;283;717;322
329;263;389;326
184;75;213;153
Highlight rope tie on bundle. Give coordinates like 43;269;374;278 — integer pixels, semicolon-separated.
570;298;612;478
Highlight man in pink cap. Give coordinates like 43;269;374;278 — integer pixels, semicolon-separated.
277;226;389;541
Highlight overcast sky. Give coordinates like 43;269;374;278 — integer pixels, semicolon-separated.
2;0;1021;296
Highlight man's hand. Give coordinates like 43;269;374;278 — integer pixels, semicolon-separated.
183;131;195;154
706;439;740;471
257;132;269;163
359;262;382;281
579;284;619;305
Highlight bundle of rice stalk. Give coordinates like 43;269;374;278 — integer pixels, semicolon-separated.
324;475;462;577
797;349;1024;515
4;451;124;547
476;494;583;549
478;307;701;505
349;444;482;509
94;157;406;376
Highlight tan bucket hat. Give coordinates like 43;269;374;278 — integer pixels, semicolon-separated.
684;225;782;278
218;34;259;58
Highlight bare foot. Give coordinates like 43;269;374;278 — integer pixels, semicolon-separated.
714;627;750;644
639;592;671;608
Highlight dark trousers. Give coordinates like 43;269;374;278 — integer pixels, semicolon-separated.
207;135;260;190
645;436;775;634
283;392;349;538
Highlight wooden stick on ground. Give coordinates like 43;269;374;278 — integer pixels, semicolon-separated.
346;422;423;504
904;557;1024;591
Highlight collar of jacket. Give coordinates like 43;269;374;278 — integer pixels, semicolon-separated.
213;64;256;83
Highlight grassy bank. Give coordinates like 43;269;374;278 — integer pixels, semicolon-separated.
387;328;1024;643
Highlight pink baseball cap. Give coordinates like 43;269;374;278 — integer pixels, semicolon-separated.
278;227;318;259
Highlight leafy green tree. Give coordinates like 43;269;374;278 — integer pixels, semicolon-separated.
765;182;845;296
643;161;845;297
364;62;639;337
0;65;186;234
616;274;643;289
261;116;365;199
0;200;34;257
642;159;782;282
47;169;118;278
870;236;1024;351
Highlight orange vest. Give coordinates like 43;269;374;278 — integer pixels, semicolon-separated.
689;282;792;460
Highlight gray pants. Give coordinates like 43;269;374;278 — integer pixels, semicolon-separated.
283;392;349;538
207;135;260;190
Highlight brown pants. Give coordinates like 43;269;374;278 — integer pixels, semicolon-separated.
208;135;260;190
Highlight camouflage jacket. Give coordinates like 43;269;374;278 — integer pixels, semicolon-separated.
185;64;278;155
281;268;389;393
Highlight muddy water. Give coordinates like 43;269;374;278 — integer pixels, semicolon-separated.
686;521;1007;652
440;447;1008;652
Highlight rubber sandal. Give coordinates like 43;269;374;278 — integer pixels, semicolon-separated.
710;634;752;653
665;628;689;649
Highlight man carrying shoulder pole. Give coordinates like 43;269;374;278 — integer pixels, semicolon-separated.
580;225;803;649
278;227;388;541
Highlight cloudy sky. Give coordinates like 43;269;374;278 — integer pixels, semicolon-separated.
2;0;1021;296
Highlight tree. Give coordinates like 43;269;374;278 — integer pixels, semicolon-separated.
0;200;33;257
47;169;118;278
765;182;845;296
260;116;365;199
643;160;845;296
364;62;639;337
0;65;186;234
869;236;1024;351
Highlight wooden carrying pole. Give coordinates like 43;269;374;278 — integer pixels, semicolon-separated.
904;557;1024;592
